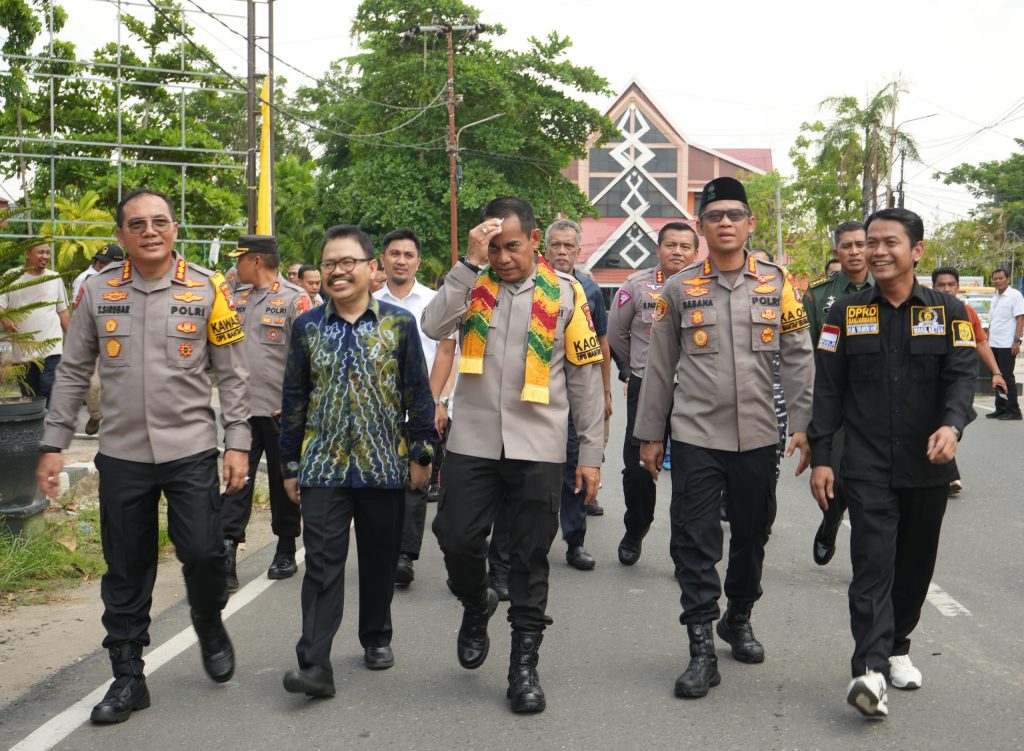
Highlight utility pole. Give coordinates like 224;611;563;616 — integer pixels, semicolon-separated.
897;148;906;208
267;0;275;235
775;179;783;261
886;80;897;208
246;0;257;233
401;22;487;265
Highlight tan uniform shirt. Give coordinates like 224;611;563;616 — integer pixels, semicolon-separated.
234;275;309;416
43;255;251;463
634;255;815;451
421;262;605;467
607;266;668;373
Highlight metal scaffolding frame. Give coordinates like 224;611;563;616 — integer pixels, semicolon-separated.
0;0;258;263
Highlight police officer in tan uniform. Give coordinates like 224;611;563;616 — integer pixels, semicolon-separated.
422;196;604;715
36;188;251;724
635;177;814;700
607;222;699;565
221;234;310;589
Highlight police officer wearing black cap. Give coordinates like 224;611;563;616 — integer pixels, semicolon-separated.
635;177;815;700
221;235;311;588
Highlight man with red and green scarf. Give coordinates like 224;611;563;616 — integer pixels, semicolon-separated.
422;195;604;715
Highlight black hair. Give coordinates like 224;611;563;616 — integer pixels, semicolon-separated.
321;224;375;258
380;227;421;255
481;196;536;236
297;264;317;281
864;208;924;246
991;267;1010;279
824;257;841;271
932;266;959;284
658;221;699;248
116;188;176;227
832;220;865;249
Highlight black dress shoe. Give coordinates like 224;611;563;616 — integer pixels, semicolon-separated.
617;535;642;566
566;545;596;571
191;610;235;683
812;518;841;566
364;645;394;670
283;666;336;698
585;501;604;516
998;412;1023;420
457;588;499;669
986;410;1004;419
224;539;239;594
395;553;414;586
267;552;298;580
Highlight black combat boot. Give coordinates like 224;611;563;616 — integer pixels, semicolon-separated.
191;609;235;682
90;642;151;723
507;630;545;713
224;539;239;593
674;623;721;698
716;600;765;664
456;588;499;669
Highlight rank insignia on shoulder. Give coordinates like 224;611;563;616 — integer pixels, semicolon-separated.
809;276;829;289
818;324;840;352
952;320;976;348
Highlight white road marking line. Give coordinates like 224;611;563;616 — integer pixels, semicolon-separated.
926;582;972;617
10;549;306;751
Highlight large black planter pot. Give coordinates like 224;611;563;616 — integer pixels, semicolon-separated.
0;397;48;538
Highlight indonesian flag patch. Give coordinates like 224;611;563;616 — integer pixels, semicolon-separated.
818;324;840;353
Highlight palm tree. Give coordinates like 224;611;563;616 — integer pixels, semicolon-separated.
819;80;922;219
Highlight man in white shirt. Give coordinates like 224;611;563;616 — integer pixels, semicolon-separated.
0;240;70;406
987;267;1024;420
373;228;441;586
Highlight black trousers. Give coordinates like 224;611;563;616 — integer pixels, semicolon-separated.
434;451;561;632
622;374;666;541
487;500;511;579
221;415;301;548
295;486;404;673
19;353;60;407
95;449;227;648
401;485;428;559
992;347;1021;416
845;480;947;677
559;415;588;548
669;441;777;625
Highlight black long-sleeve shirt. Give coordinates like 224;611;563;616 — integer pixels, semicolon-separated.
808;281;977;488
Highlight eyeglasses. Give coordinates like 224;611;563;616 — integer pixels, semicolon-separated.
699;209;751;223
320;257;372;274
125;217;173;234
547;242;579;251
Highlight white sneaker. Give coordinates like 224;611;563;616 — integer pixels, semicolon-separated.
889;654;922;690
847;670;888;718
948;479;964;495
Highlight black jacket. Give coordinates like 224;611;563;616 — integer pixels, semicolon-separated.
808;281;977;488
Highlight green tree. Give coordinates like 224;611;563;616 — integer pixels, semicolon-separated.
295;0;615;281
942;139;1024;242
38;189;113;271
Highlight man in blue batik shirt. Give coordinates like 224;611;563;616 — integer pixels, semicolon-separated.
278;225;434;698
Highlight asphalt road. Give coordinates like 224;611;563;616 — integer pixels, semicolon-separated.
2;389;1023;751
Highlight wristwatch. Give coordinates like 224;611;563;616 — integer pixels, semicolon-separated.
947;425;961;438
435;396;451;408
460;256;482;274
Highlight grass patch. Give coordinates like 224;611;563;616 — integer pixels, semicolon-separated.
0;499;173;606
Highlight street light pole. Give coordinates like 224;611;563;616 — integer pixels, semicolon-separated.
886;112;936;208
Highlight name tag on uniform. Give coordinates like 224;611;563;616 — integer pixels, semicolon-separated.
846;304;879;336
911;306;946;336
818;324;840;352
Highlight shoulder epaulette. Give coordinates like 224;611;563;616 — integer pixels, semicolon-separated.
809;276;830;289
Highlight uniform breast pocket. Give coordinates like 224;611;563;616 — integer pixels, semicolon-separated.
846;335;882;383
750;307;780;352
97;317;131;368
554;305;570;343
909;336;946;380
681;307;718;355
259;321;286;346
167;317;205;368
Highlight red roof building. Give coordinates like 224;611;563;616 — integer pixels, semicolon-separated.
565;82;772;291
